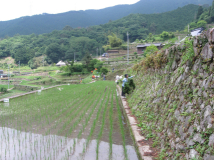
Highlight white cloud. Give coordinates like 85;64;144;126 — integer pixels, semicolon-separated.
0;0;139;21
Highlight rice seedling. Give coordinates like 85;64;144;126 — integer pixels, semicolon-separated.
96;88;111;160
109;92;114;159
116;93;129;160
0;81;138;160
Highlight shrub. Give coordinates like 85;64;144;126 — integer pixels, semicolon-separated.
124;79;136;94
100;67;108;74
0;87;7;93
145;44;158;53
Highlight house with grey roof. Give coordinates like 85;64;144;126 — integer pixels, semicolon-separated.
137;43;163;54
56;60;66;67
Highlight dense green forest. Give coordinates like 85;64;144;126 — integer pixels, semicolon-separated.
0;0;211;37
187;0;214;30
0;4;199;67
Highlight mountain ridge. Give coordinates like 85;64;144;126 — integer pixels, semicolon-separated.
0;0;212;37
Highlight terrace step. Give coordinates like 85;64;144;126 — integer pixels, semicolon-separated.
0;84;64;102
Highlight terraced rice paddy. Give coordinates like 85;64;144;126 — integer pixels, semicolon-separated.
0;81;139;160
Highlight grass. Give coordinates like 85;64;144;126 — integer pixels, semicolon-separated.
0;84;14;89
13;75;43;80
0;81;138;160
0;89;26;99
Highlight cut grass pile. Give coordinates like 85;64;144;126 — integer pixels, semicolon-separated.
0;81;138;160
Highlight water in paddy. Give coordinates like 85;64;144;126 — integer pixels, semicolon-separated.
0;82;139;160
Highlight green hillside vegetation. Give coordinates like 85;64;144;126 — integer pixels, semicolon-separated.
0;0;211;37
0;4;198;68
186;0;214;30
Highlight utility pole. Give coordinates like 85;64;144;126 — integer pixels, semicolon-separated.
96;48;98;58
188;24;189;33
127;32;129;64
74;53;75;62
19;61;20;75
8;65;9;89
43;56;44;67
100;48;101;61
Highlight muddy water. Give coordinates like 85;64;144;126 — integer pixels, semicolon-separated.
0;83;139;160
0;127;138;160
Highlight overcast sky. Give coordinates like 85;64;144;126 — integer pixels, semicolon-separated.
0;0;140;21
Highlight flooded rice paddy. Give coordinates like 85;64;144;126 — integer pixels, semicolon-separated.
0;81;139;160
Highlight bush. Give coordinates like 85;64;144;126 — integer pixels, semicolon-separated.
121;45;127;50
100;67;108;74
197;20;207;28
0;87;7;93
124;79;136;94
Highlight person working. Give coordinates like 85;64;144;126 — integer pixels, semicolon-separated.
115;74;120;85
121;74;134;98
92;75;95;81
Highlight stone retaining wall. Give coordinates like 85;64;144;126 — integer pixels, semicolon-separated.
127;28;214;159
14;85;39;92
0;80;21;85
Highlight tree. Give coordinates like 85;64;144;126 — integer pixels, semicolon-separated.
63;25;73;31
14;46;34;64
196;6;203;19
100;67;108;74
148;33;153;40
94;61;103;72
45;43;63;63
82;54;92;71
28;58;39;69
160;31;169;40
197;20;207;28
67;37;98;60
211;0;214;18
108;33;122;48
145;44;158;53
150;23;157;34
189;22;197;29
88;59;99;71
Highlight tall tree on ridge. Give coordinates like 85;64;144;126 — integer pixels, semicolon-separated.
196;6;203;20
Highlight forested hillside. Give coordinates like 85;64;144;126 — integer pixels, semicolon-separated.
0;0;211;37
187;0;214;31
0;5;198;66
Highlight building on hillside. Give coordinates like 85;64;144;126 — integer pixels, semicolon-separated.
0;70;3;74
0;74;8;78
56;61;66;67
190;27;204;37
137;43;163;54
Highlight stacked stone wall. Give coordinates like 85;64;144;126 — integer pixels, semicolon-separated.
14;85;39;92
128;28;214;159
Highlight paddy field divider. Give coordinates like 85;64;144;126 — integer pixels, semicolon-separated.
0;84;64;102
116;86;153;160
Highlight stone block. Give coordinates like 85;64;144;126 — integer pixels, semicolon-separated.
206;28;214;44
189;149;199;159
201;43;213;62
208;134;214;147
193;133;205;144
